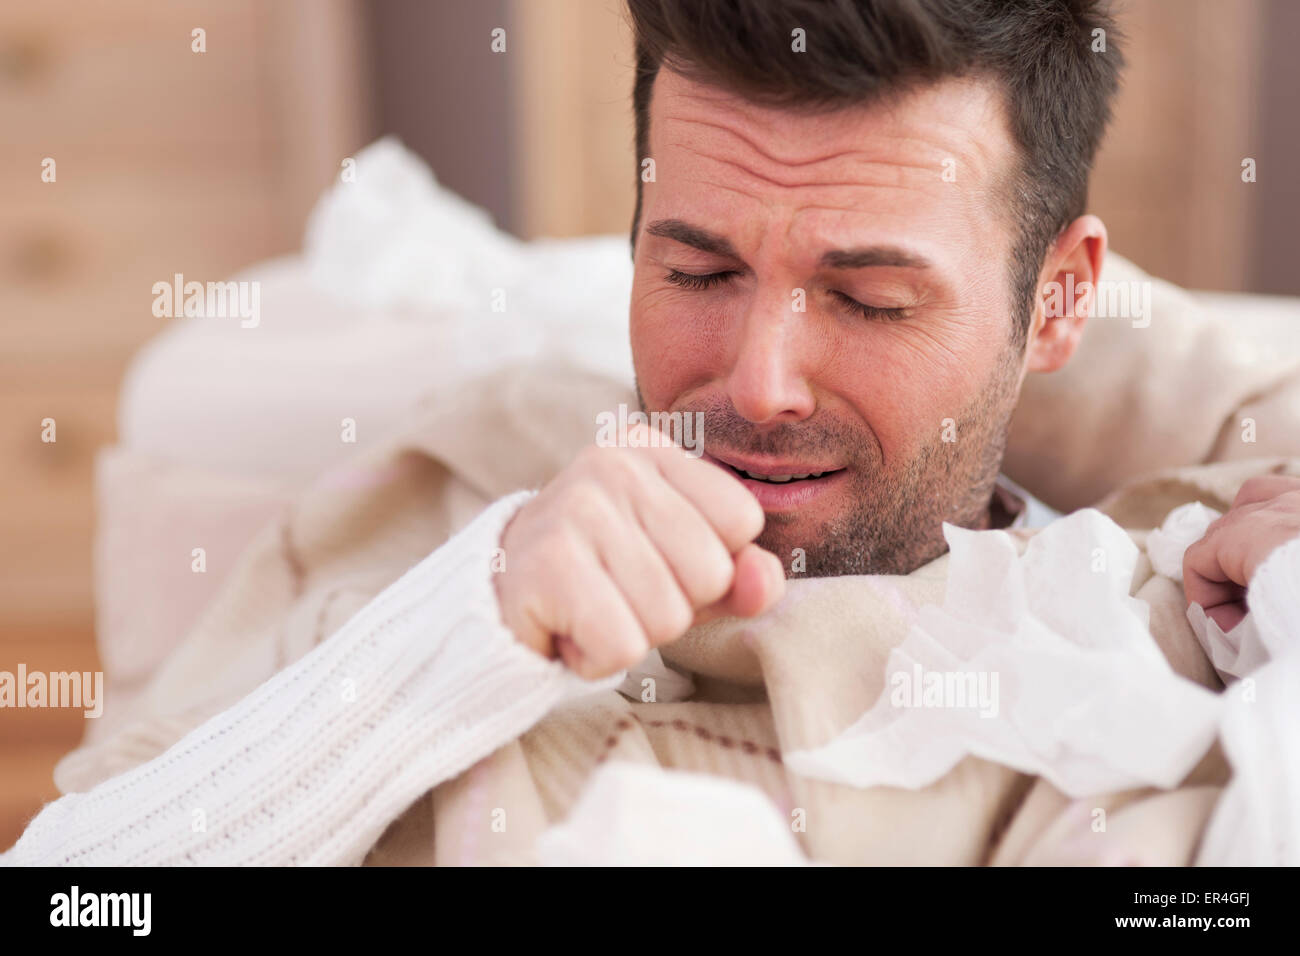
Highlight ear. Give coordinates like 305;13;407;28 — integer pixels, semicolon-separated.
1024;215;1108;374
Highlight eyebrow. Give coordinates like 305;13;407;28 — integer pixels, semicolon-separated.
645;218;931;271
645;219;739;258
819;246;931;270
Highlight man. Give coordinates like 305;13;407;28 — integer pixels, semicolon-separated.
497;0;1299;675
6;0;1299;865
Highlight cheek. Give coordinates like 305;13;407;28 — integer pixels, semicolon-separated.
629;283;731;406
829;314;1005;457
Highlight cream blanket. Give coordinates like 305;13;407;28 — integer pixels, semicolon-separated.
55;361;1300;865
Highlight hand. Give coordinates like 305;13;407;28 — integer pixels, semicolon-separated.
494;424;786;679
1182;475;1300;631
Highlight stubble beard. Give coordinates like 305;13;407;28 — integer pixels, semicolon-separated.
637;347;1022;578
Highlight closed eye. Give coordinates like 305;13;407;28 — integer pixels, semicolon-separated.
664;269;738;290
666;271;908;322
830;291;909;322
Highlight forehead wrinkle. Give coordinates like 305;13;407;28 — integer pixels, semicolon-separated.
654;81;1013;214
665;122;963;190
662;97;1001;179
670;138;960;197
649;76;1015;270
662;112;867;170
691;177;777;204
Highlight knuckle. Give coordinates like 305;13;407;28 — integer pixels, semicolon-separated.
611;447;652;486
647;594;693;645
667;597;694;638
538;523;583;568
574;609;644;672
584;442;636;478
724;492;765;544
692;551;735;605
612;641;650;671
606;614;650;666
561;482;614;530
581;448;649;501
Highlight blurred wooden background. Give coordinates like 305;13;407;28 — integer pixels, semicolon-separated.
2;0;1297;850
0;0;373;848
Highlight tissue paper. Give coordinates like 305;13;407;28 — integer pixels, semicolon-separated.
1146;501;1222;582
1196;649;1300;865
536;762;809;866
784;508;1224;797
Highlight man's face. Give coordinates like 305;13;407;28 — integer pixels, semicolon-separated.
630;69;1033;576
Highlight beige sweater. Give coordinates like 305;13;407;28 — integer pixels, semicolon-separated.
5;364;1298;866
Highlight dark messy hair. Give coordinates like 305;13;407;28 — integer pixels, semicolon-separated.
626;0;1124;347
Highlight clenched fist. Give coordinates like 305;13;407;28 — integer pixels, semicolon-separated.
1183;475;1300;632
494;424;786;678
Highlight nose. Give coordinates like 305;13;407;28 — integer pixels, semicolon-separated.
724;292;816;425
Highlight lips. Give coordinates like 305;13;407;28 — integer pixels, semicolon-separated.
702;451;847;513
705;450;843;482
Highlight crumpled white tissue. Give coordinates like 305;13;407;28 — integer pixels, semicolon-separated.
1146;501;1221;582
303;136;522;313
1185;603;1270;682
1195;650;1300;865
784;508;1224;797
536;762;809;866
301;137;635;384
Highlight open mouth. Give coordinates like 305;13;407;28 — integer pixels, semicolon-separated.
704;450;847;511
722;465;841;484
704;449;846;485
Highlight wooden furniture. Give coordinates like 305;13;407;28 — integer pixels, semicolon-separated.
0;0;371;850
